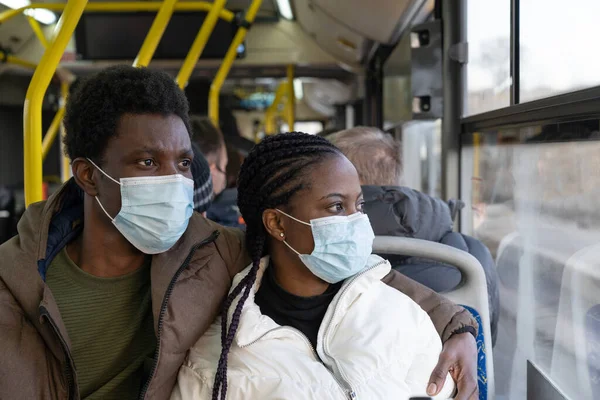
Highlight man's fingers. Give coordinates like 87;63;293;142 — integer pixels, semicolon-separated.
454;372;478;400
427;354;452;396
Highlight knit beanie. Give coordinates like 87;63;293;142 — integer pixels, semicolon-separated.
191;142;213;213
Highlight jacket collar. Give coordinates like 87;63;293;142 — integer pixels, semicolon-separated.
232;255;391;347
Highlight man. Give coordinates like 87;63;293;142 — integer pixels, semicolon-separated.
190;142;213;215
328;126;500;345
190;117;244;228
0;67;477;399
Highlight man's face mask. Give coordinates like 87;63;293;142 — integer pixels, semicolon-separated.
276;210;375;283
88;159;194;254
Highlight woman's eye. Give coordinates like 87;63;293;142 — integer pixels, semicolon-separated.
328;203;344;213
358;201;366;213
180;159;191;168
138;159;155;167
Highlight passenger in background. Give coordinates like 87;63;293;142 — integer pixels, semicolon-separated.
328;126;499;345
190;143;213;216
172;133;462;400
190;117;244;228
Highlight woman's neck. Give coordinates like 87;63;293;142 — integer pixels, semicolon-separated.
270;249;329;297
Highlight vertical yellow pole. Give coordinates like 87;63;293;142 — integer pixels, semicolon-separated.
24;0;87;206
286;64;295;131
176;0;227;89
41;107;65;160
264;83;286;135
60;82;72;182
133;0;178;67
26;15;48;48
209;0;263;126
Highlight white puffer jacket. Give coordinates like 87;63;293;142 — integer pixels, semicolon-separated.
171;255;455;400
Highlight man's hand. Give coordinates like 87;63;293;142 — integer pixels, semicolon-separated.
427;333;479;400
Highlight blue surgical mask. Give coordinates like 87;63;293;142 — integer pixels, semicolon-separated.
88;159;194;254
277;210;375;283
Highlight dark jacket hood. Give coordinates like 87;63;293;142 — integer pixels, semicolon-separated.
362;185;461;242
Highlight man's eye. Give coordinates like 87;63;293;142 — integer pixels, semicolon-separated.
138;159;155;167
180;159;191;168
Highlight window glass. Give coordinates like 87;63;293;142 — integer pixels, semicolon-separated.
520;0;600;102
466;0;510;115
461;119;600;399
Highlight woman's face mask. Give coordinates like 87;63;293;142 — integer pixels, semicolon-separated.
88;159;194;254
276;209;375;283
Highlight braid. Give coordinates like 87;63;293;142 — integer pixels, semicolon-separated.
211;132;341;399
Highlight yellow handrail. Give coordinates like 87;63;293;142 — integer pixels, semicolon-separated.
264;83;287;135
41;107;65;160
24;0;88;206
286;64;295;131
59;82;72;183
133;0;179;67
176;0;227;89
0;2;235;24
209;0;263;126
26;15;48;48
0;50;37;69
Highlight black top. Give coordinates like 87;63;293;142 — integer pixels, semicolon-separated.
254;264;343;349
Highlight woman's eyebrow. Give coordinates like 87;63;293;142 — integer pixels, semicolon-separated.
319;193;346;200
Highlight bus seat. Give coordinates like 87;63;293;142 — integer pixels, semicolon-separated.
373;236;494;400
551;243;600;400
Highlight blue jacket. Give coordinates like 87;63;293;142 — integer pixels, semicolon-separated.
363;185;499;345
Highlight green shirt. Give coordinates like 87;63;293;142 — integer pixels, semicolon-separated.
46;248;156;400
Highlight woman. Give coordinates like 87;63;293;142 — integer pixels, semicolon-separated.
172;133;455;399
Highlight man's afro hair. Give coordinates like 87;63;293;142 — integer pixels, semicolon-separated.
63;65;191;163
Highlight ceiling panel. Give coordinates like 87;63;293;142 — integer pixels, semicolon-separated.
311;0;418;44
295;0;365;65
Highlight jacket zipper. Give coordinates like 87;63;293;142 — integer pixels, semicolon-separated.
138;230;221;399
241;326;356;399
321;259;387;398
40;306;74;400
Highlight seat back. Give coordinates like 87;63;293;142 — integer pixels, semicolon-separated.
551;243;600;400
373;236;494;400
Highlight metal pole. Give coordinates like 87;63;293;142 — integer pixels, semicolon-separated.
0;2;234;24
286;64;295;131
0;50;37;69
41;107;65;160
209;0;263;126
23;0;88;206
264;83;286;135
133;0;178;67
510;0;520;105
26;15;48;48
364;55;384;129
441;0;466;202
176;0;227;88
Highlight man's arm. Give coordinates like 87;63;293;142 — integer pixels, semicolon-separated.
381;269;477;342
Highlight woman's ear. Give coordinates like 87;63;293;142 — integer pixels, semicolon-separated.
262;209;286;241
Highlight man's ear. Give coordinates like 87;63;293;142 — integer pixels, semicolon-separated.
71;157;99;197
262;209;286;241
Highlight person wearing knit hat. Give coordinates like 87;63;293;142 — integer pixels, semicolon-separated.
191;142;213;214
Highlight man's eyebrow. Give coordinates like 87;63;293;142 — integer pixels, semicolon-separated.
126;147;159;156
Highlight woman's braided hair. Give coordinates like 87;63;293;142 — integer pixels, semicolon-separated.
211;132;342;399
